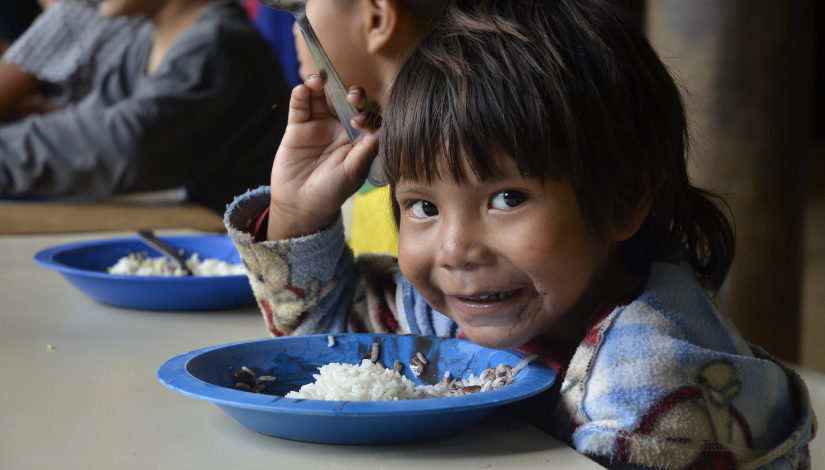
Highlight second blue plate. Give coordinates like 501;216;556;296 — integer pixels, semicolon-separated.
34;235;255;311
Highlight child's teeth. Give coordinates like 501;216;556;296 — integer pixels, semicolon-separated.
471;291;514;301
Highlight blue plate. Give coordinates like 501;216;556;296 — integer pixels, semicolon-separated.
158;334;556;445
34;235;255;311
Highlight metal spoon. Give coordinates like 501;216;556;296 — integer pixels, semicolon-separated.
136;230;191;275
256;0;387;187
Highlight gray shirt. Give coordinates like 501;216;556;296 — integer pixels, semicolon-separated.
0;1;290;213
2;0;146;106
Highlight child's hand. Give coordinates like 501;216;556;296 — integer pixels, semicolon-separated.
268;75;380;241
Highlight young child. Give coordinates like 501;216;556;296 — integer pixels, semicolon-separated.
225;0;815;468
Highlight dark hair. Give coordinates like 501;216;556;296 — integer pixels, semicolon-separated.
338;0;445;21
401;0;445;18
380;0;735;292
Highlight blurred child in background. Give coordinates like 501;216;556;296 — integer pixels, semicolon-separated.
0;0;145;122
0;0;291;213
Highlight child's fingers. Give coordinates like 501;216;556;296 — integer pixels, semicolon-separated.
347;86;383;131
286;83;314;125
286;75;332;126
347;86;367;112
305;74;332;118
351;109;382;131
341;129;381;180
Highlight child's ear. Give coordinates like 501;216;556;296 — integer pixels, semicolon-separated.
612;171;666;242
364;0;400;54
612;189;656;242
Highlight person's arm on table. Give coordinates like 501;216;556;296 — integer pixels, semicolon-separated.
0;61;41;122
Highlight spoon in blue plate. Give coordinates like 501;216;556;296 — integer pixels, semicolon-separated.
256;0;387;187
136;230;191;276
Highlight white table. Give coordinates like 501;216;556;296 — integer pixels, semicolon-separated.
0;231;603;470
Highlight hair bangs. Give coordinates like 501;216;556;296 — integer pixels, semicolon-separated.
382;66;512;186
381;12;575;188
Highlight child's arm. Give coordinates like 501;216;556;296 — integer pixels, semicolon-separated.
225;187;455;338
266;74;379;241
225;189;456;338
225;189;376;337
225;75;404;337
0;61;42;122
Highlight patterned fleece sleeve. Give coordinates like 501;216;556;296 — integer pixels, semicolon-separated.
224;187;406;337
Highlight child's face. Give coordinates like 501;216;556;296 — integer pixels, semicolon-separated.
301;0;380;99
394;157;623;350
300;0;423;105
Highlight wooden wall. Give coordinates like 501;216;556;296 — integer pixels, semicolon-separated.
644;0;815;361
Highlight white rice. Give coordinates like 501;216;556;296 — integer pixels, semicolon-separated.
285;354;539;401
286;360;420;401
107;252;245;277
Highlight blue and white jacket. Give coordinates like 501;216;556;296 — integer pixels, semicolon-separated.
226;187;816;470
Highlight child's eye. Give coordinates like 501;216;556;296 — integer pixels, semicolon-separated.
491;190;528;210
410;200;439;218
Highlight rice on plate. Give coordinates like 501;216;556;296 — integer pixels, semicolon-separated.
236;342;537;401
108;252;245;277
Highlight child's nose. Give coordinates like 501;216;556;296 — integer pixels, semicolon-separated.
436;218;492;271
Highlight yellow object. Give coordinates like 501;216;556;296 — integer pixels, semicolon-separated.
349;185;398;256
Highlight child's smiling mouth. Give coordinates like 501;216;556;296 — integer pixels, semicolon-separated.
456;290;520;302
446;287;529;321
442;287;532;333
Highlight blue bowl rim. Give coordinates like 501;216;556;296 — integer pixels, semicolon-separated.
157;334;557;417
33;235;248;281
